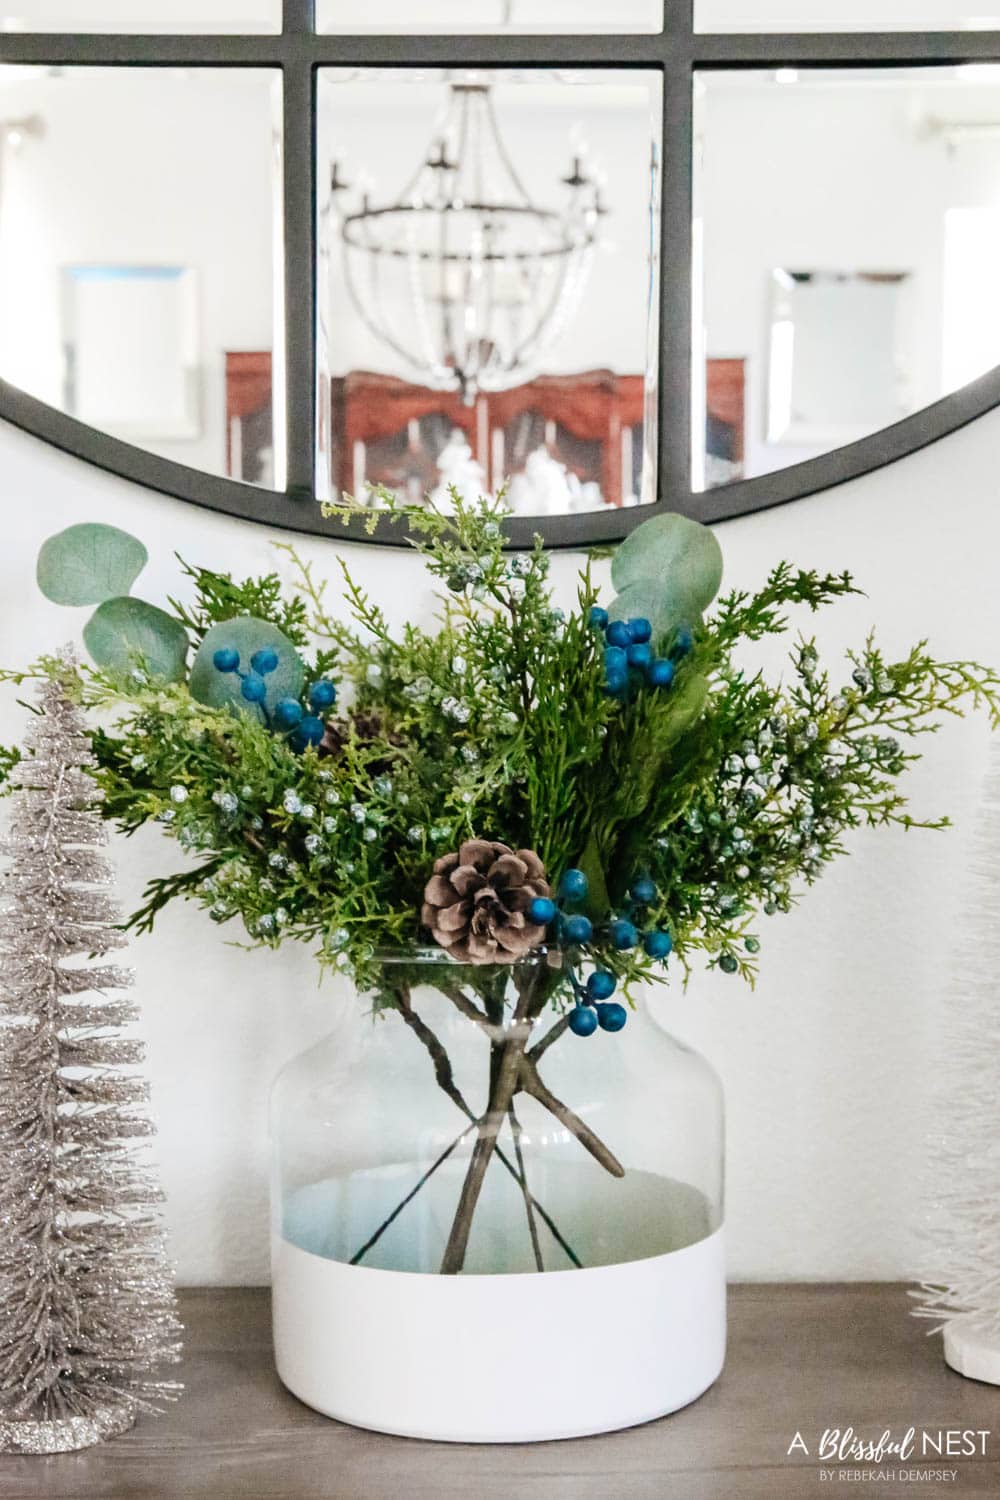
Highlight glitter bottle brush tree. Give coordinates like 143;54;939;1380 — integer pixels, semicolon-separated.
0;672;181;1456
912;739;1000;1384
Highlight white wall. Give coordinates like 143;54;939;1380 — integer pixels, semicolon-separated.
0;411;997;1285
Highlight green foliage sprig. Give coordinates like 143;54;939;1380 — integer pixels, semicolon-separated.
7;492;1000;1005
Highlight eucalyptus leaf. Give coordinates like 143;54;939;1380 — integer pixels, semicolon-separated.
576;831;611;922
609;514;723;641
37;523;148;607
83;597;189;682
189;617;305;719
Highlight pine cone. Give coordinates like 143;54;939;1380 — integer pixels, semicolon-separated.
421;839;552;965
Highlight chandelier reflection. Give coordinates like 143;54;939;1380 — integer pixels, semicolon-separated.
332;83;604;406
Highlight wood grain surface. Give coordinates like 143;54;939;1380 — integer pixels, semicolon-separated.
1;1285;996;1499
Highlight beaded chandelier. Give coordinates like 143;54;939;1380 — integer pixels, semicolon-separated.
332;82;604;405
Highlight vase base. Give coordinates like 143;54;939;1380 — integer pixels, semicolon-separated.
943;1318;1000;1386
272;1223;726;1443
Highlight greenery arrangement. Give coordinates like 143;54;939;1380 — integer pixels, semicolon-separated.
3;498;999;1273
4;501;999;1011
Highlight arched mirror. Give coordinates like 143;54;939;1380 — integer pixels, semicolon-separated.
0;1;999;546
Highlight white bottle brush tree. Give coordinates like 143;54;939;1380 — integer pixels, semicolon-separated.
0;670;181;1454
913;741;1000;1384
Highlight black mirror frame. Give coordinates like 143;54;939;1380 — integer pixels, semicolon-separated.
1;0;999;548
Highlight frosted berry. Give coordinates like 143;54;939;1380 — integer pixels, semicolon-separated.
309;680;337;710
568;1006;599;1037
609;918;639;951
564;914;593;945
274;698;304;730
213;647;240;673
250;648;279;675
596;1002;628;1033
586;970;617;1001
559;868;589;902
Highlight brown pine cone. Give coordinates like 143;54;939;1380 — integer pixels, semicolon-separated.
421;839;552;965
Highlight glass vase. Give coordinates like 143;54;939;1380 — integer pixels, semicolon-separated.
270;949;725;1442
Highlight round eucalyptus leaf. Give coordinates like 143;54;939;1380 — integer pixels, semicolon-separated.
610;513;723;620
37;523;148;607
83;597;189;682
189;617;305;720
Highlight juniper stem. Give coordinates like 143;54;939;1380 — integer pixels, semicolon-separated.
393;985;582;1267
518;1054;625;1179
528;1012;571;1063
438;971;540;1275
439;1020;530;1274
508;1103;543;1273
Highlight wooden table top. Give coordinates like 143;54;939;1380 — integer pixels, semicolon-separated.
1;1285;997;1499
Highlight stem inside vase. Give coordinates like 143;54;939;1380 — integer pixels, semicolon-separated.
346;973;625;1275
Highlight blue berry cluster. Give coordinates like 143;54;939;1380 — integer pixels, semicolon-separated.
566;966;627;1037
527;866;676;1039
616;875;674;962
588;609;692;699
528;867;626;1036
213;647;336;753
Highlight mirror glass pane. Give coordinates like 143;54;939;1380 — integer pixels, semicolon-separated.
318;1;663;34
696;1;998;29
0;66;282;487
694;65;1000;490
316;68;662;517
0;2;280;30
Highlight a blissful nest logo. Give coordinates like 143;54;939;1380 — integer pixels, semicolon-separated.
786;1427;991;1484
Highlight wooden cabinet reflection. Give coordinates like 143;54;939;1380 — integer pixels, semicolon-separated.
226;353;745;504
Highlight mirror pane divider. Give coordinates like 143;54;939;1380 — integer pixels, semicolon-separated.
282;0;318;499
659;0;694;509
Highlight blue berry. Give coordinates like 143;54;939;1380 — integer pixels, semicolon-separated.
213;647;240;673
564;914;593;945
647;658;675;688
674;627;694;657
274;698;304;730
529;896;557;925
586;970;617;1001
250;648;279;675
589;606;609;632
568;1005;599;1038
298;715;325;747
626;642;652;669
605;620;632;649
559;868;589;902
240;673;268;704
605;668;628;696
596;1002;628;1033
309;680;337;710
644;929;673;960
604;645;628;672
628;618;652;644
609;918;639;951
630;876;657;904
718;953;739;974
